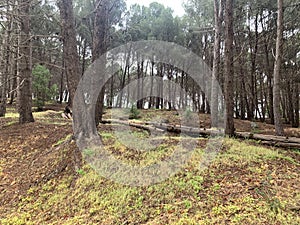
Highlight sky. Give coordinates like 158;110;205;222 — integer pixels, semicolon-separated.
125;0;186;17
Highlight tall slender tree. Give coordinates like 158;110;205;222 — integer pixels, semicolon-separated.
0;1;12;117
93;0;109;125
273;0;285;136
58;0;81;107
224;0;235;136
18;0;34;123
211;0;222;127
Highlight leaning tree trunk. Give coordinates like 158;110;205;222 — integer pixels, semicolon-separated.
17;0;34;124
224;0;235;136
273;0;285;136
58;0;81;107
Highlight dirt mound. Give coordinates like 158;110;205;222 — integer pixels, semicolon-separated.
0;120;74;214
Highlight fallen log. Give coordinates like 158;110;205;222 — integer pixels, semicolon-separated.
236;132;300;149
102;119;165;133
102;119;300;149
260;141;300;149
235;132;299;143
150;124;300;148
103;120;223;137
147;122;221;137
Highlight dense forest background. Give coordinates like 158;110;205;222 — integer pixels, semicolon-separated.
0;0;299;135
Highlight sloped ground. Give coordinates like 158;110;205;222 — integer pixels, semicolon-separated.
0;112;74;213
0;107;299;224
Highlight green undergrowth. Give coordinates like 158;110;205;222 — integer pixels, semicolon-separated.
1;138;299;225
34;110;69;125
2;108;68;126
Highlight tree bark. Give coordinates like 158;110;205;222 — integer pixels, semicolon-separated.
0;1;12;117
224;0;235;136
264;35;275;124
17;0;34;124
58;0;81;107
293;83;299;128
93;0;109;125
273;0;285;136
247;12;259;120
211;0;222;127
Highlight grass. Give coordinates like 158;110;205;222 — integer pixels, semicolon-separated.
1;108;299;224
4;112;19;118
52;134;72;147
1;135;299;224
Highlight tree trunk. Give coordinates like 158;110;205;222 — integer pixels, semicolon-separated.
293;83;299;128
17;0;34;124
211;0;222;127
81;39;87;76
287;81;294;125
0;2;12;117
93;0;109;125
9;75;17;105
149;61;155;109
273;0;285;136
9;38;18;105
137;59;144;109
58;0;81;107
247;12;259;120
224;0;235;136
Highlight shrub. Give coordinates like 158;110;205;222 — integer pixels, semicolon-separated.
129;105;141;119
32;64;58;110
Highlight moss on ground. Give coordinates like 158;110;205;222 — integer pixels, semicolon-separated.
1;137;299;225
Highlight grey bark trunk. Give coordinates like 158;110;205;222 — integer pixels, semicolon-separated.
58;0;81;107
93;0;109;125
211;0;222;127
273;0;285;136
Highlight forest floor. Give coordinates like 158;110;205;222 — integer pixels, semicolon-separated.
0;105;299;224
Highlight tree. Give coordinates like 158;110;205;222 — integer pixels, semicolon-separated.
18;0;34;123
273;0;285;136
0;0;14;117
211;0;222;127
93;0;108;125
58;0;81;107
32;64;57;111
224;0;235;136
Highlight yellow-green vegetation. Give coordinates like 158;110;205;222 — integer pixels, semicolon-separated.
34;110;69;125
4;112;19;118
1;136;299;225
52;134;73;147
2;107;68;126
